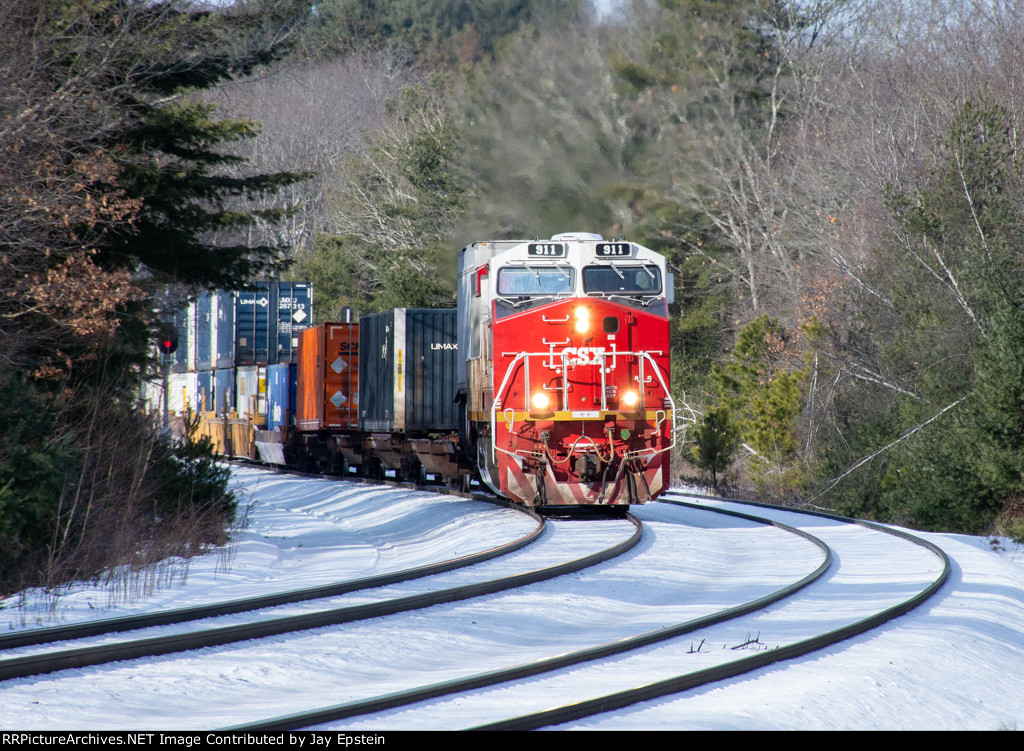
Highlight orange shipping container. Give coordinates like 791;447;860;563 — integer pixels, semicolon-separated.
296;323;359;431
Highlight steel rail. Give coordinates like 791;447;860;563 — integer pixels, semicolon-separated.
0;459;540;653
0;498;641;683
228;504;830;730
0;495;541;652
472;492;950;731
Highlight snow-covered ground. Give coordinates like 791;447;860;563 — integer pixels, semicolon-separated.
1;466;1023;730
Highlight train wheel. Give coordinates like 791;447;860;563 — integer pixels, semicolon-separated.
402;457;423;484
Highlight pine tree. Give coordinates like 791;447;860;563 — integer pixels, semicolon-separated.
102;99;309;289
692;406;740;489
822;94;1024;532
86;1;313;289
713;315;808;494
0;0;315;591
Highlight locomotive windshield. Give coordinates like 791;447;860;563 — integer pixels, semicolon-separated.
497;266;575;297
494;264;575;319
583;265;662;296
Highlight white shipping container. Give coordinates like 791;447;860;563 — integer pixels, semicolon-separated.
235;365;266;419
168;372;200;414
139;373;199;418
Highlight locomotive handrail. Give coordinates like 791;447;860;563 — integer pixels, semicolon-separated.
495;350;670;412
632;352;677;457
489;350;676;464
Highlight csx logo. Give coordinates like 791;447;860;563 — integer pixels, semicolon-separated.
561;346;605;365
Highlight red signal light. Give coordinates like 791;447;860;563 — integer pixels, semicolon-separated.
156;327;179;355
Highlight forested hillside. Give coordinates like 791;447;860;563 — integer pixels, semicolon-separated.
3;0;1023;594
264;0;1024;538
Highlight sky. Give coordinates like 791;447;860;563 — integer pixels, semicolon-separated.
1;466;1022;731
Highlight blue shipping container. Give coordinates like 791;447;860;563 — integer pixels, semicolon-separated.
194;293;213;370
266;363;296;432
192;291;235;371
214;368;235;415
215;291;236;369
196;371;214;413
235;282;313;366
276;282;313;363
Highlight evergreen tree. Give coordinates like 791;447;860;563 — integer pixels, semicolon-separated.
88;1;313;289
0;0;314;592
102;100;309;289
820;94;1024;532
713;315;808;494
692;405;740;489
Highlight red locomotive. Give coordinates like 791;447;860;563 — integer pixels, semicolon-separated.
457;233;675;506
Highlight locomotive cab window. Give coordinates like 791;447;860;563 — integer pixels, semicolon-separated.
497;266;575;297
583;265;662;296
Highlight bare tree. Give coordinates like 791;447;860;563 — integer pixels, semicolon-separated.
324;78;461;250
778;0;1024;499
616;0;853;320
208;46;421;254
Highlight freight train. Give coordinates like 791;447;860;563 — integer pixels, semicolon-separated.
154;234;676;507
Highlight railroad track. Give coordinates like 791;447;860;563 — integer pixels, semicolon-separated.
0;477;949;730
232;492;945;731
232;499;830;730
461;493;951;730
0;467;636;684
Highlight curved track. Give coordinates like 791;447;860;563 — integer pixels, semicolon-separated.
0;481;949;730
0;469;635;684
233;500;830;730
471;492;950;730
0;513;543;654
251;492;946;731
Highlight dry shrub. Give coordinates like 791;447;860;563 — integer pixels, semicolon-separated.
996;496;1024;545
0;361;237;601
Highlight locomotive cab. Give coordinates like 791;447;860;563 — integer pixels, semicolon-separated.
457;233;675;506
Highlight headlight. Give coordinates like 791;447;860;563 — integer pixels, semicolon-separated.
531;392;551;410
574;306;590;334
621;391;640;408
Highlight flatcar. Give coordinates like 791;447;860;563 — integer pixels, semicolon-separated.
178;234;675;507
